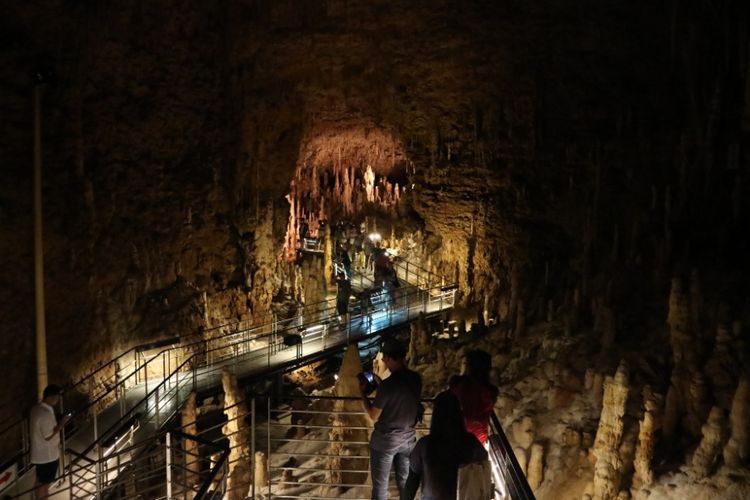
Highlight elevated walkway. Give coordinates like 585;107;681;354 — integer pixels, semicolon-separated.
1;260;459;499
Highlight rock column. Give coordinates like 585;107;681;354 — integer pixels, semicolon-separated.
591;361;629;500
181;391;199;497
221;367;253;500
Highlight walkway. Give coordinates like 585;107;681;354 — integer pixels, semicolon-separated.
2;260;456;499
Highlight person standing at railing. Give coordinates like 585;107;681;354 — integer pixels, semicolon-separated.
30;385;71;499
449;349;499;445
360;338;422;500
401;391;487;500
335;272;352;326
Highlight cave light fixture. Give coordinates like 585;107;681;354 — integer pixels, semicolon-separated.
368;232;382;243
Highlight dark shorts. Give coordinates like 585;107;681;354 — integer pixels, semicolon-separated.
337;300;348;315
35;460;58;485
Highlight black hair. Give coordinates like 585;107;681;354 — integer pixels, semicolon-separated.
43;384;62;398
465;349;492;385
429;391;465;437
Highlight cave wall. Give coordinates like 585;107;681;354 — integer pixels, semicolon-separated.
1;0;748;426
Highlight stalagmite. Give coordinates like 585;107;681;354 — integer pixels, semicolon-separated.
326;347;371;488
591;361;629;500
254;452;267;492
667;277;694;366
632;387;662;488
723;378;750;467
324;223;333;290
691;406;726;478
181;391;199;496
364;165;375;202
684;371;711;438
222;367;253;500
527;443;544;490
514;447;528;475
407;312;430;362
705;323;742;408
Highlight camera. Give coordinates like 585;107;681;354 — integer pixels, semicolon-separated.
357;371;380;395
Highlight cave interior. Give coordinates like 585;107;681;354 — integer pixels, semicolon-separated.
1;1;750;499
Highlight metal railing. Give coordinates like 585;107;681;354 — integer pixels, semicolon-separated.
489;414;535;500
4;426;228;500
0;260;456;498
51;279;454;498
170;394;532;500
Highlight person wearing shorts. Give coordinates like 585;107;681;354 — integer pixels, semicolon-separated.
30;385;70;498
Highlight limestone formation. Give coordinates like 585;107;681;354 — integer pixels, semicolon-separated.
254;451;267;492
511;415;536;450
514;446;528;475
221;367;253;500
326;347;370;487
667;277;693;366
407;313;431;363
591;361;629;500
527;442;545;490
181;391;199;496
691;406;727;478
705;323;742;408
683;371;711;438
723;378;750;467
632;387;662;488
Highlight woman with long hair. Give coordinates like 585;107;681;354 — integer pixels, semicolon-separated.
401;391;487;500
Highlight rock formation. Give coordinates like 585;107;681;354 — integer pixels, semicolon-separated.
221;367;253;500
181;391;199;496
632;387;662;488
691;406;727;478
591;361;629;500
722;378;750;467
407;312;431;363
326;347;370;488
528;442;545;490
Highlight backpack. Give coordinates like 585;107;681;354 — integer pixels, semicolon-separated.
457;460;493;500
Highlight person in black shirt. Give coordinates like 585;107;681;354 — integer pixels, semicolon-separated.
360;338;422;500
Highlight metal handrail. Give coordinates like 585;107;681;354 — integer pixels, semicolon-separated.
68;279;454;464
2;261;455;497
7;425;228;500
489;413;535;500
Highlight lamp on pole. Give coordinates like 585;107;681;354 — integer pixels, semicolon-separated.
32;68;52;399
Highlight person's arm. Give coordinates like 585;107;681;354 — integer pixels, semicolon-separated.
45;414;71;441
400;469;421;500
359;380;383;421
360;393;383;421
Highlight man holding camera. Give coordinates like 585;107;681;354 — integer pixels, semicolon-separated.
360;338;422;500
30;384;71;499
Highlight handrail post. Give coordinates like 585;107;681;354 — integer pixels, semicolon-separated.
267;398;271;496
251;398;256;500
95;444;103;500
166;432;172;500
155;385;160;428
175;361;181;406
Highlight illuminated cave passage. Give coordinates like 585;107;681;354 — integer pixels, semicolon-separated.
1;1;750;499
282;125;414;260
